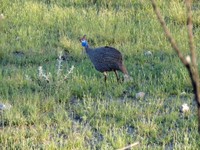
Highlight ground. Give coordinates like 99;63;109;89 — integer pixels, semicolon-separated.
1;0;200;149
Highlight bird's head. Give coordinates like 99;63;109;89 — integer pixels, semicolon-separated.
80;35;88;48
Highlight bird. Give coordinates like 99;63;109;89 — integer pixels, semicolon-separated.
80;35;130;82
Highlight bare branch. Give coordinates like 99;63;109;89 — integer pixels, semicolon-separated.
185;0;200;102
150;0;189;66
186;0;196;66
185;2;200;132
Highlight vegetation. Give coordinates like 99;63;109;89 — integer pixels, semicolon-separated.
1;0;200;149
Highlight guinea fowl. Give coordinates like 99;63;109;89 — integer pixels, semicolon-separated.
80;35;130;82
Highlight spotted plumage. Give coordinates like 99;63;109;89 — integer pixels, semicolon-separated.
81;35;129;82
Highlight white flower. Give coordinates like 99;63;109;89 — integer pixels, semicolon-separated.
0;14;5;20
38;66;50;82
0;103;11;111
124;74;133;82
185;55;191;64
180;92;186;95
57;52;63;76
38;66;43;78
25;74;31;81
136;92;145;99
144;51;152;56
64;65;75;80
0;104;6;110
58;51;63;60
181;103;190;113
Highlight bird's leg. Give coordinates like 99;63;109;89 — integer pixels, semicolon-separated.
103;72;107;83
114;70;120;82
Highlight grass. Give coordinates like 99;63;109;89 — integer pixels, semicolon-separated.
1;0;200;149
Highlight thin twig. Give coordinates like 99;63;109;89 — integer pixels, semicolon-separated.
186;0;196;66
185;0;200;133
150;0;188;66
185;0;200;105
117;142;139;150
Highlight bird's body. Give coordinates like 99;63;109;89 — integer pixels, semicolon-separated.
81;35;129;82
85;46;127;73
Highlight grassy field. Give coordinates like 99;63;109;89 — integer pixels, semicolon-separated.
1;0;200;149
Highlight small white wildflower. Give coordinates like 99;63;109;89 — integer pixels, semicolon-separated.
180;103;190;113
0;14;5;20
185;55;191;64
38;66;43;78
16;36;20;40
0;104;6;111
68;65;74;74
144;51;152;56
180;91;186;95
0;103;11;111
25;74;30;81
124;74;133;82
43;73;50;82
38;66;50;82
57;52;63;76
58;51;63;60
136;92;145;99
64;65;75;80
47;72;51;77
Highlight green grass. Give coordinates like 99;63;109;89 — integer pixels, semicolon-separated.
1;0;200;149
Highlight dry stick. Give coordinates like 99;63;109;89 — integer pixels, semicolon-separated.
117;142;139;150
150;0;188;66
185;0;200;133
186;0;200;100
186;0;199;85
186;0;196;66
150;0;200;133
